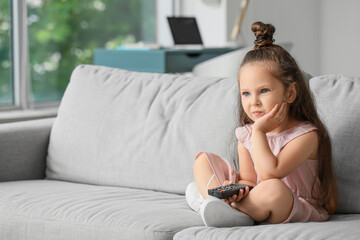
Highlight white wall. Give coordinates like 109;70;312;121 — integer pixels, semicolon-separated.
319;0;360;77
156;0;173;47
241;0;360;77
157;0;360;77
180;0;240;47
238;0;320;75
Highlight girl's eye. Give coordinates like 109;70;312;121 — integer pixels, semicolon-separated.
242;92;250;97
261;88;270;94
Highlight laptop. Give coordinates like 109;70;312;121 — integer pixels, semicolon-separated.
167;17;204;49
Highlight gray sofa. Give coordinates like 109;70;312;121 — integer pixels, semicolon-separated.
0;64;359;240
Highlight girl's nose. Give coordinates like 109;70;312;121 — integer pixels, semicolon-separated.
251;96;260;106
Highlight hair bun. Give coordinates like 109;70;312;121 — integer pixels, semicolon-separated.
251;21;275;49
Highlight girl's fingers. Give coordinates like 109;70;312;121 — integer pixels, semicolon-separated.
274;102;285;116
279;102;287;117
236;189;244;202
264;104;277;119
271;103;280;116
272;102;287;122
232;194;238;202
280;103;289;122
227;195;235;203
244;186;250;197
236;187;251;202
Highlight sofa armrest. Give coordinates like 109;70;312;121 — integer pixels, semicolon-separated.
0;118;55;182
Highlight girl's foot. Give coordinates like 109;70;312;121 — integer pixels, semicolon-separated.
200;197;254;227
185;182;204;212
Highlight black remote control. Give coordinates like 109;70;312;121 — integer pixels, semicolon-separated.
208;183;254;199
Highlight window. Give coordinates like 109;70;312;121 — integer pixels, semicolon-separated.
0;0;13;106
0;0;156;108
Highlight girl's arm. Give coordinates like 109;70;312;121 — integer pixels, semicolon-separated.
238;141;257;186
252;101;319;181
252;129;318;181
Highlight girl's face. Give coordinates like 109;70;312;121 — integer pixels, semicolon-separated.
239;62;289;122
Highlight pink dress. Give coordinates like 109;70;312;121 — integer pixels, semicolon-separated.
196;122;329;223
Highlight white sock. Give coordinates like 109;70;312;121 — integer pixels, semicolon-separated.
185;182;204;212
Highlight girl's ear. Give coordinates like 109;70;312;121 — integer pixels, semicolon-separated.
286;82;297;103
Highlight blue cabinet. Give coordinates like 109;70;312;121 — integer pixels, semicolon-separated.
93;48;235;73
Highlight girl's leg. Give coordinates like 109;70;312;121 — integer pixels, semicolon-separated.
231;178;294;223
192;153;254;227
193;153;221;199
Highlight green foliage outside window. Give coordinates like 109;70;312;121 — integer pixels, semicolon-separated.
0;0;155;104
28;0;155;102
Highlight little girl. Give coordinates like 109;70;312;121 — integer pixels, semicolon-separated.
186;21;338;227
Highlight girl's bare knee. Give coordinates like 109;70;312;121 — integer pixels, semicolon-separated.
193;153;208;170
257;179;292;207
256;179;293;223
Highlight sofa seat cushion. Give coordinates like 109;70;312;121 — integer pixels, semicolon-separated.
174;214;360;240
0;180;203;240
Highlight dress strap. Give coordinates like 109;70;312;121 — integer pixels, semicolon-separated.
235;124;253;153
268;122;318;156
235;124;252;143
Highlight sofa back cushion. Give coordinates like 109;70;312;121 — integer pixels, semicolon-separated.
46;65;239;194
310;75;360;213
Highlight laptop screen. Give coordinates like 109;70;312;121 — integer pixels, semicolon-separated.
167;17;203;45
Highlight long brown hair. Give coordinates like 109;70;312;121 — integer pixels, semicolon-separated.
238;21;338;214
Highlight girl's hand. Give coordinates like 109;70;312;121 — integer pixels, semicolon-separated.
253;102;288;133
221;181;251;204
227;186;251;204
221;180;234;205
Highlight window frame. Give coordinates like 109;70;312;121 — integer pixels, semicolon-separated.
11;0;31;110
0;0;55;112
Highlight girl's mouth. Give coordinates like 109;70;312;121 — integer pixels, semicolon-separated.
252;111;263;116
